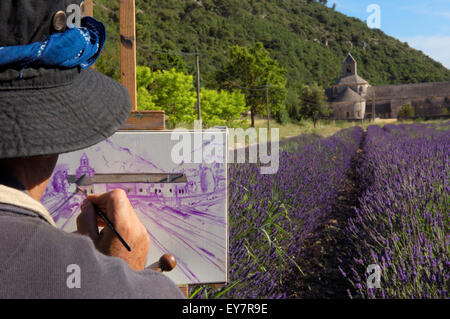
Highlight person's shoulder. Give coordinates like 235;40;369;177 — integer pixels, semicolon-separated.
0;205;94;253
0;204;57;246
33;221;185;298
0;209;184;299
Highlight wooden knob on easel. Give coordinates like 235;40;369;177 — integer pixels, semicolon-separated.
153;254;177;272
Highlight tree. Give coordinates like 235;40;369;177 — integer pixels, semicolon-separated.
137;66;247;128
397;103;415;119
287;87;302;121
298;84;331;127
200;89;247;127
218;42;287;127
136;66;197;127
136;66;156;110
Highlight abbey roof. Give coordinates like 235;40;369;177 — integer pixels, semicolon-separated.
335;87;363;102
334;74;369;86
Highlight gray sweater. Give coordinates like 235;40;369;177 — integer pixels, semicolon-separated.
0;184;185;299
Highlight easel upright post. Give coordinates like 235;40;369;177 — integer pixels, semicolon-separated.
83;0;95;69
119;0;137;111
83;0;94;17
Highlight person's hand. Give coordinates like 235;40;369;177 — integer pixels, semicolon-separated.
76;189;150;271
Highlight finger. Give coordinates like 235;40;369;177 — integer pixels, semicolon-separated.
85;199;107;228
76;199;100;241
96;215;106;227
87;193;113;222
86;192;109;211
88;189;132;222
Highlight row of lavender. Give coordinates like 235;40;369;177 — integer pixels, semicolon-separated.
343;123;449;298
192;126;364;298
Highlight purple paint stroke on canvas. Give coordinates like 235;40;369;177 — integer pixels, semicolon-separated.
41;132;228;284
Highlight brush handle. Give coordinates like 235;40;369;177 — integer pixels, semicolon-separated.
151;254;177;272
93;204;132;252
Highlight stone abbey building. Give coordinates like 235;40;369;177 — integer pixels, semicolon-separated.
325;53;450;120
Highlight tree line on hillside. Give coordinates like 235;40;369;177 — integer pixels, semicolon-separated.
94;0;450;86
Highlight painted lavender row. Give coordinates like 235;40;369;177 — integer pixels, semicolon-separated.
344;123;449;298
193;126;364;298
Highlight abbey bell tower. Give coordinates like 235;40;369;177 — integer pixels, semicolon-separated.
343;53;357;75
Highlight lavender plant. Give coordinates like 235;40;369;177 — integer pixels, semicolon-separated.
344;123;449;298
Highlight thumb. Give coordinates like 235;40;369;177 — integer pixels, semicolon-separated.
76;199;100;241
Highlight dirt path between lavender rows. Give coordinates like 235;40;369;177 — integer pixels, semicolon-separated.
285;131;367;299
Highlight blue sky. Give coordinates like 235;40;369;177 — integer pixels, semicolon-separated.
328;0;450;69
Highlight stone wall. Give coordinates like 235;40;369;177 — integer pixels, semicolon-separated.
330;100;365;120
373;82;450;101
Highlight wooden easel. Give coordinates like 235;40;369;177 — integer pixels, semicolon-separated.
84;0;189;297
84;0;165;131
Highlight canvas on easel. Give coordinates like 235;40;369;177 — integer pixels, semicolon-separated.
41;130;228;285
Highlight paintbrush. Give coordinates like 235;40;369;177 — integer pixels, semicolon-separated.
77;186;132;252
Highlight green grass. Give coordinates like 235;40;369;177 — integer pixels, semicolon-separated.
253;118;369;139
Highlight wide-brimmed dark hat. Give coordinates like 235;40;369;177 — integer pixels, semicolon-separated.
0;0;131;159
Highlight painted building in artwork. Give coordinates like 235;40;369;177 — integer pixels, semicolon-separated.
326;53;450;120
75;153;95;179
72;152;225;207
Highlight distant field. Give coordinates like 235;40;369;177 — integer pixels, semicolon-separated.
251;117;448;140
221;117;447;149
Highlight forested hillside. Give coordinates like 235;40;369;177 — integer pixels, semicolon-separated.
93;0;450;98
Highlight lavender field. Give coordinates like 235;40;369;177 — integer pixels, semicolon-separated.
192;122;449;299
